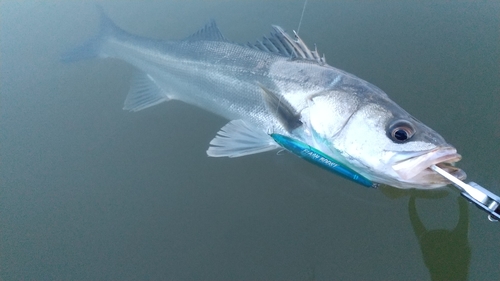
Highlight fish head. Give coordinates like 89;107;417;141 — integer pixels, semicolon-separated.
305;93;465;189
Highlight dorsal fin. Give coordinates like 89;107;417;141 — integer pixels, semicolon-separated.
247;25;326;65
184;20;228;42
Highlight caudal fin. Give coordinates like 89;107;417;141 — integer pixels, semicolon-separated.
61;6;126;62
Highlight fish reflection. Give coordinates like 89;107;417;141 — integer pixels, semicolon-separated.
409;195;471;281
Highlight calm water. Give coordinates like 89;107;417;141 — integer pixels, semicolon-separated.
1;1;499;280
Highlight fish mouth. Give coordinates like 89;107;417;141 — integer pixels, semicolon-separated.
391;147;466;187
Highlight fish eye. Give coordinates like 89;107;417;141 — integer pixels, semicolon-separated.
388;121;415;143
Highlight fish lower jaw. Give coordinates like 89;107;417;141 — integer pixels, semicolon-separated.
395;162;466;189
415;155;466;184
387;148;467;188
426;162;467;181
433;161;460;173
391;147;461;178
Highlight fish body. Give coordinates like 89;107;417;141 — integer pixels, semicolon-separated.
63;9;465;189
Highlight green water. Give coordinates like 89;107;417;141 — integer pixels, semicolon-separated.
1;1;499;280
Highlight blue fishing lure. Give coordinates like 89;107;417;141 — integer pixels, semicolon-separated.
270;134;376;188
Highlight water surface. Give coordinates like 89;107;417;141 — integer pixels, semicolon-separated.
1;1;499;280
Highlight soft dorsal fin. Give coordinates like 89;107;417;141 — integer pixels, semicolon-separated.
247;26;326;65
184;20;228;42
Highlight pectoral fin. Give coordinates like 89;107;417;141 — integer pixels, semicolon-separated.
259;85;302;132
207;120;279;158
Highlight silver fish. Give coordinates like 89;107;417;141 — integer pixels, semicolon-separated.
63;9;465;189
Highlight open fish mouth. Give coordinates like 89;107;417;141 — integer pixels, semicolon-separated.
391;147;466;186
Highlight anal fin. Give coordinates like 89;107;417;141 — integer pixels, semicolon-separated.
207;120;279;158
123;72;170;112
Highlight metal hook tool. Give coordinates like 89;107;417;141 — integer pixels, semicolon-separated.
431;165;500;222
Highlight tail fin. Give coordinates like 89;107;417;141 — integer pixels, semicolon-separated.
61;6;126;62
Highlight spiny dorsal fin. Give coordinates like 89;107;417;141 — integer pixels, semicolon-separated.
247;26;326;65
184;20;228;42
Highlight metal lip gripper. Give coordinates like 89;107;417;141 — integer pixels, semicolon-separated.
431;165;500;222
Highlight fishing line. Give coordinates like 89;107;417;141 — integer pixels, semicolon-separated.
268;0;308;131
297;0;308;35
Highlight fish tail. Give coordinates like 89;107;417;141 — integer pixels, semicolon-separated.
61;5;125;62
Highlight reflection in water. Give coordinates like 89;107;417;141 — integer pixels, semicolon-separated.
409;196;471;281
